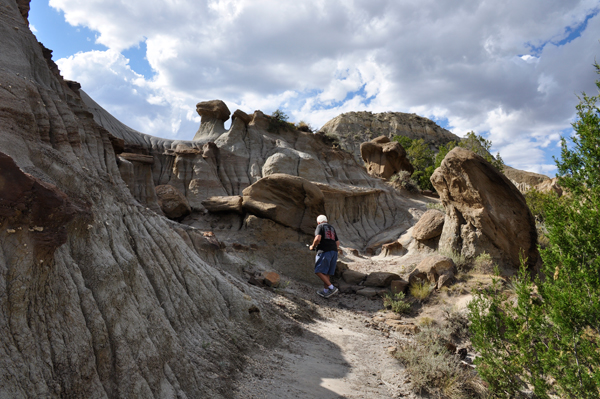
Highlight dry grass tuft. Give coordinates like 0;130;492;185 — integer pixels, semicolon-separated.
395;326;488;398
409;280;433;302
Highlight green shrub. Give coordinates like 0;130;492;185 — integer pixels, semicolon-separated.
383;292;411;314
268;109;294;133
468;63;600;399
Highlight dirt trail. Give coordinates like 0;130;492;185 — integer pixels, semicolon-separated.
233;280;419;399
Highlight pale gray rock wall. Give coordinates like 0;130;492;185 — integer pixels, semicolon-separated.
0;1;279;397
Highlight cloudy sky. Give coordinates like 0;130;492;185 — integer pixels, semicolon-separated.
30;0;600;175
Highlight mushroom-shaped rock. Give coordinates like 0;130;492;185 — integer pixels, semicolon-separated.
360;135;414;179
431;147;539;271
193;100;231;141
412;209;445;241
381;241;404;257
155;185;192;220
241;174;325;235
409;255;455;289
202;196;243;214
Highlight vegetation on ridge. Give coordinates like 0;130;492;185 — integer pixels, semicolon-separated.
393;131;504;192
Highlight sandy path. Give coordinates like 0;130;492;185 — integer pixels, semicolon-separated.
233;286;417;399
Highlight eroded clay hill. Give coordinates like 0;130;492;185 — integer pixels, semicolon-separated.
0;1;284;397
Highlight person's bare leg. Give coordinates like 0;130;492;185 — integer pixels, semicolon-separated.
315;272;331;288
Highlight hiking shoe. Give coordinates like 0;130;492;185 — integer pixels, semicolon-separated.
317;288;330;298
324;287;339;298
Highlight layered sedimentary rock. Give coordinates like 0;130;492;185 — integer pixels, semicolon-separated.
319;111;460;164
84;94;428;253
431;147;539;271
0;1;279;397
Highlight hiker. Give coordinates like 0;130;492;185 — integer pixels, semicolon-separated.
309;215;340;298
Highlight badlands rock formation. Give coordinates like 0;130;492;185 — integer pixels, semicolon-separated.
360;135;414;179
0;1;548;397
0;2;282;397
319;110;460;164
431;147;539;271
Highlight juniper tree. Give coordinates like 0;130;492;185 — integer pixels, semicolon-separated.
469;62;600;399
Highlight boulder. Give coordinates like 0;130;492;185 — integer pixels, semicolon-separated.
409;255;455;289
364;272;401;287
334;260;349;279
242;174;325;235
431;147;539;271
336;280;356;294
381;241;404;257
155;185;192;220
263;272;281;288
390;280;409;294
412;209;445;241
202;196;243;214
360;136;414;179
342;270;367;285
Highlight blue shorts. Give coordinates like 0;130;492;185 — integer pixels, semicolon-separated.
314;251;338;275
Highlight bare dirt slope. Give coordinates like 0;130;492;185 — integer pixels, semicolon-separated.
232;281;416;399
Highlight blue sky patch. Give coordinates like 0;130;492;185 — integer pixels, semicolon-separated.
29;2;106;59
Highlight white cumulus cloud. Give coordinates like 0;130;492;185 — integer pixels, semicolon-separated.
48;0;600;175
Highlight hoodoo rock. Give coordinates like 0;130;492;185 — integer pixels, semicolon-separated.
193;99;231;141
242;174;325;235
360;136;414;179
412;209;445;241
431;147;539;271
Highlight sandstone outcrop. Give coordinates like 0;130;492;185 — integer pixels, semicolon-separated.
360;136;414;179
412;209;445;241
409;255;456;289
193;99;231;141
202;195;244;213
431;147;539;271
242;174;325;235
319;111;460;165
503;165;549;188
155;184;192;219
